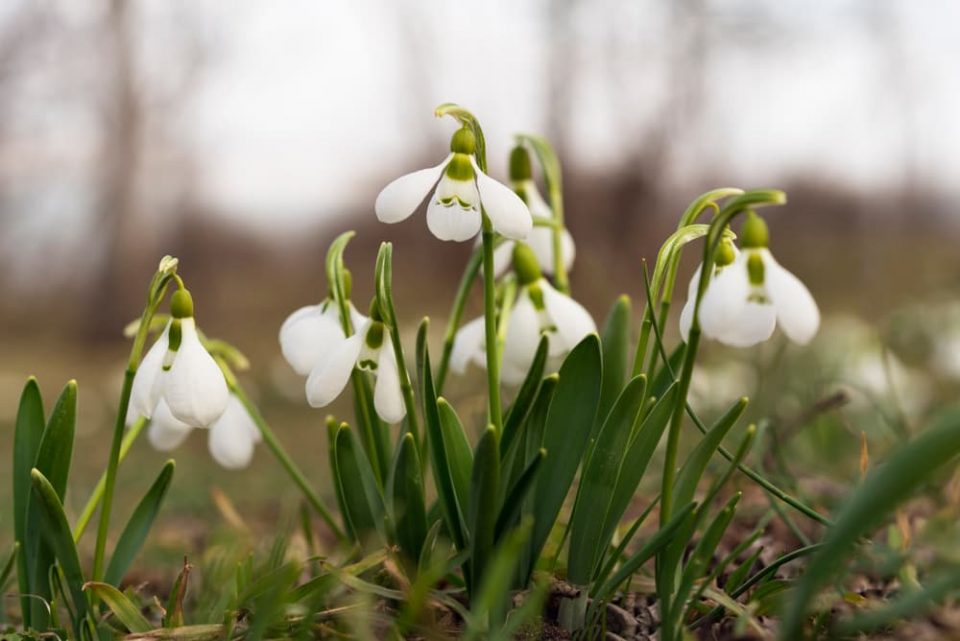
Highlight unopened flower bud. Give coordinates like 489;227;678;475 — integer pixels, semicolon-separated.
171;289;194;319
740;211;769;249
509;145;533;182
450;126;476;155
513;242;542;286
716;239;737;267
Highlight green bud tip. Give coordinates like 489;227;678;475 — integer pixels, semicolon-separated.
715;239;737;267
509;145;532;181
512;242;542;286
170;288;194;319
740;210;769;249
368;298;383;322
450;126;476;155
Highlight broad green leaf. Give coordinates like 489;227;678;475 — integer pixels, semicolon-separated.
598;383;678;564
781;409;960;639
333;425;385;544
568;374;647;585
437;398;473;520
30;469;89;631
388;433;427;563
83;582;151;633
420;344;465;548
527;335;602;576
501;335;549;458
517;375;557;581
13;378;44;625
495;448;545;542
105;460;175;586
468;427;500;597
598;295;632;421
671;397;747;515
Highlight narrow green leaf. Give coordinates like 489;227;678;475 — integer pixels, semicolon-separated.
671;397;747;515
388;433;428;563
164;559;191;628
528;335;602;576
326;417;352;540
495;449;545;542
649;344;684;401
415;317;429;413
781;409;960;639
518;375;557;580
105;460;175;586
501;335;549;458
835;569;960;636
30;469;89;630
83;582;151;633
333;425;385;545
437;398;473;519
468;427;500;597
598;295;632;421
568;375;647;585
13;378;44;626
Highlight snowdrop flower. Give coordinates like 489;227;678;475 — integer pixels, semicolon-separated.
452;243;595;384
490;146;575;276
129;289;229;428
305;302;405;423
679;239;738;342
279;297;367;376
145;394;262;470
375;126;533;242
695;212;820;348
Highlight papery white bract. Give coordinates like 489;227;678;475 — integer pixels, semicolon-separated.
279;300;366;376
304;318;406;423
374;127;532;242
208;394;262;470
491;180;576;277
698;248;819;347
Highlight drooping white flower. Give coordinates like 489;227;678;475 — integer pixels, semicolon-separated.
490;179;576;277
304;310;405;423
208;394;262;469
375;126;533;242
129;289;229;428
679;240;744;343
695;212;819;348
452;243;595;384
279;299;367;376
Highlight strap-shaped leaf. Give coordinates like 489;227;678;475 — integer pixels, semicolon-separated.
495;449;545;542
83;582;151;633
598;295;632;421
468;427;500;597
105;460;175;586
13;378;44;625
388;433;428;563
501;335;549;458
30;468;89;631
333;425;386;545
527;335;602;574
567;374;647;585
437;398;473;521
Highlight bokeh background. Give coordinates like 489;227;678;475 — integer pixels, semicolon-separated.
2;0;960;563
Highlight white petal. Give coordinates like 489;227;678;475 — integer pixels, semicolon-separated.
208;395;259;469
698;255;751;342
279;303;345;376
540;281;596;354
374;339;406;423
525;225;576;275
147;400;192;451
679;264;703;343
763;250;820;345
472;158;532;240
492;239;516;277
162;319;230;427
450;316;487;374
347;301;369;333
374;154;451;224
426;182;482;241
502;291;543;384
305;331;364;408
519;180;553;220
716;301;777;347
129;322;169;422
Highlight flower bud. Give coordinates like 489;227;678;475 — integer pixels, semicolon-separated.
509;145;533;182
715;238;737;267
740;211;769;249
450;126;476;155
513;242;542;286
171;288;194;319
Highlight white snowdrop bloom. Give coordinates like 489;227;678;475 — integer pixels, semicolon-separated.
375;126;532;242
208;394;262;470
452;243;595;384
146;399;193;452
679;240;744;343
490;180;576;277
305;309;405;423
128;289;229;428
697;213;819;348
279;299;367;376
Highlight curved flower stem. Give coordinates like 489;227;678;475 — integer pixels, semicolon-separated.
481;217;504;436
230;382;347;543
435;246;484;394
74;417;148;541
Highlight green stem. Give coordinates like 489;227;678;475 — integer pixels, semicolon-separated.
74;417;148;541
436;244;485;395
481;218;504;436
231;383;347;543
548;178;569;295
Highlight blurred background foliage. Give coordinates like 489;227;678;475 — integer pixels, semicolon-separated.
1;0;960;588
